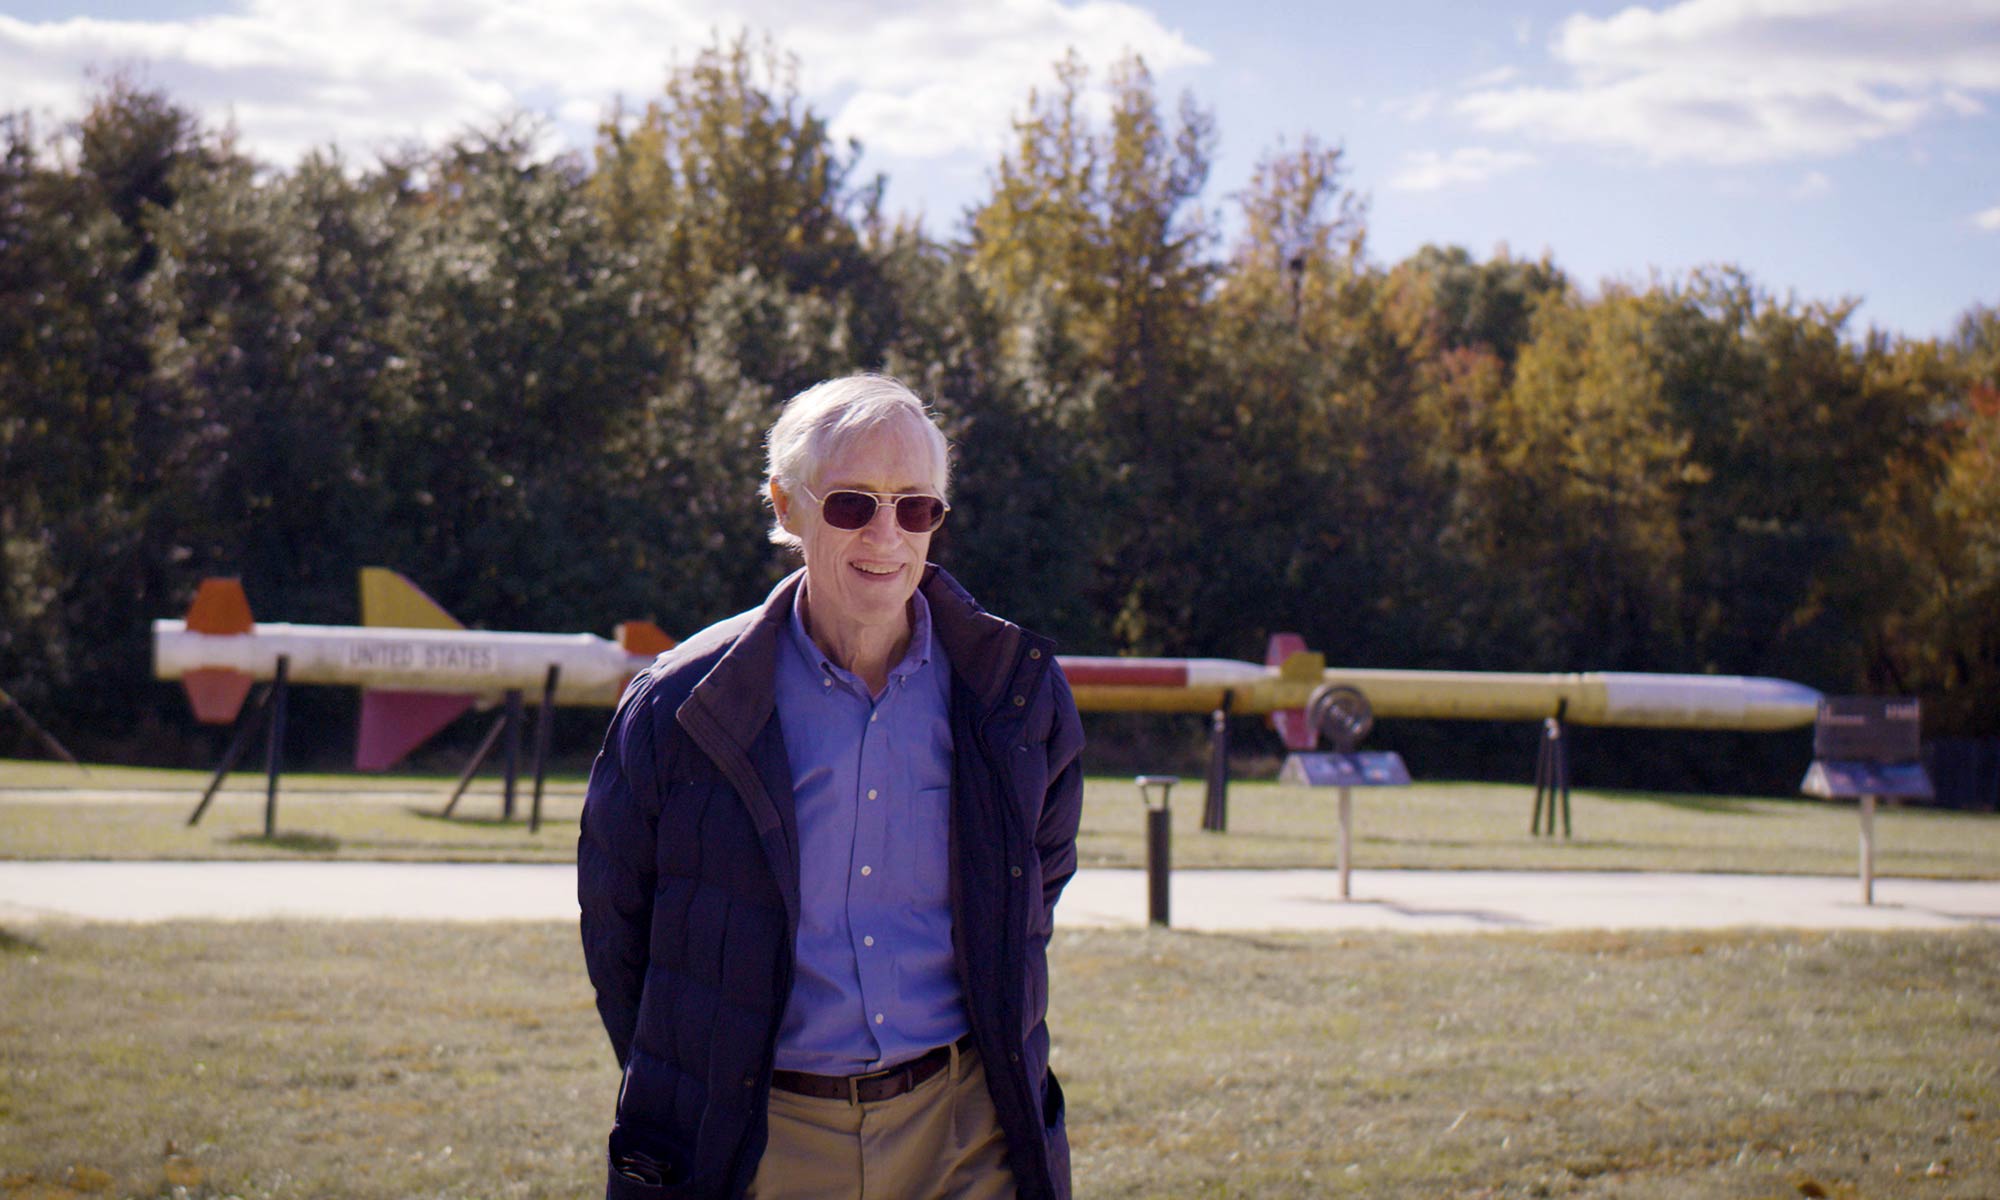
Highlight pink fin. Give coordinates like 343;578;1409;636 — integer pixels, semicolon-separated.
1265;632;1315;750
357;689;476;771
185;668;254;725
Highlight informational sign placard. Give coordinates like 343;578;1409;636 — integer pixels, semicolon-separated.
1800;695;1932;907
1813;696;1921;763
1278;751;1411;788
1800;760;1934;801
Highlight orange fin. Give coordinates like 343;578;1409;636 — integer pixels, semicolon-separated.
617;620;677;658
186;578;253;635
182;579;254;723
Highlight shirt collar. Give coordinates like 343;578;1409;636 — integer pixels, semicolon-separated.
785;585;935;691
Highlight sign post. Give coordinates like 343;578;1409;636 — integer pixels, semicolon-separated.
1799;697;1931;905
1276;686;1410;900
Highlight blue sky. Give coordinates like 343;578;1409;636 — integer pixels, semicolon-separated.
3;0;1996;340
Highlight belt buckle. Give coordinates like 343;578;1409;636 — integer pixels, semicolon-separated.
846;1063;898;1105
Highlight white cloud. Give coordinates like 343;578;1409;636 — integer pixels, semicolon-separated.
1458;0;2000;165
1792;170;1831;198
1382;89;1441;122
0;0;1207;168
1975;204;2000;232
1388;146;1537;192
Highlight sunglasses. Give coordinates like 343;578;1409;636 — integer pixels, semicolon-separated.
800;485;951;533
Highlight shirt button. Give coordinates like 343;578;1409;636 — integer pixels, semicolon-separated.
870;711;878;722
875;1013;885;1025
822;678;832;688
861;866;872;876
863;936;875;947
867;788;878;800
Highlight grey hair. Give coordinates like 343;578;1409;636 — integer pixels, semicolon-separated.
765;373;951;549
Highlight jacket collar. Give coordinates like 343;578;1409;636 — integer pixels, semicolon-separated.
678;563;1049;753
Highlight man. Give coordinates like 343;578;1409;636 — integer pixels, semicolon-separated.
579;373;1084;1199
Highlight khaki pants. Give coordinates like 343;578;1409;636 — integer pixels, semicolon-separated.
748;1042;1016;1200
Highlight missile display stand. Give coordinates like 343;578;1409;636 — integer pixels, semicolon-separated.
188;655;291;838
1530;702;1573;838
0;684;86;773
439;664;563;833
1202;691;1233;832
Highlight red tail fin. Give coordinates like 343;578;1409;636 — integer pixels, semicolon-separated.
183;579;255;724
1265;633;1319;751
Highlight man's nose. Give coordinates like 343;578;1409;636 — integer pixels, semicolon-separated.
861;500;902;539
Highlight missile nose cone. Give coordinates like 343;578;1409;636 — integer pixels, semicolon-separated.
1738;677;1824;730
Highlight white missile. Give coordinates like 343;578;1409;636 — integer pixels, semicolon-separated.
152;569;673;769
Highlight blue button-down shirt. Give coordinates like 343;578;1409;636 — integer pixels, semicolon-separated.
772;588;966;1074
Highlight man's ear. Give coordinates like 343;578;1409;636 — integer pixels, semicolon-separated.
770;481;795;531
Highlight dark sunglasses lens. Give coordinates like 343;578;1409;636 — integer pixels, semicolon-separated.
821;491;879;529
894;496;946;532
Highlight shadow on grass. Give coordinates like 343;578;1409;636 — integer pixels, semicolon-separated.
0;926;44;954
1592;789;1777;816
403;807;578;831
225;831;341;853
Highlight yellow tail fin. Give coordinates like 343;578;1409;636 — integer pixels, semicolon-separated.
359;567;463;630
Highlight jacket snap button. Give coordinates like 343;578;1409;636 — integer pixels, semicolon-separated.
1013;695;1026;707
1010;865;1022;877
1028;648;1041;659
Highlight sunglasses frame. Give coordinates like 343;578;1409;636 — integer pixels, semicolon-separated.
798;484;951;534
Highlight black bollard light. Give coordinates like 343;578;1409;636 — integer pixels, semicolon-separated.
1136;775;1177;927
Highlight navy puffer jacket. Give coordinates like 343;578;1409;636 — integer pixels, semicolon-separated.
579;566;1084;1199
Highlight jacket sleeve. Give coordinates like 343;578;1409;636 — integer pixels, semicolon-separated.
578;675;663;1069
1035;663;1086;922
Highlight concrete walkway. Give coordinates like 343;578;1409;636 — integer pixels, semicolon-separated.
2;860;1996;932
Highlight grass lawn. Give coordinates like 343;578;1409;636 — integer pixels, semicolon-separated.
5;759;2000;877
1;921;1995;1198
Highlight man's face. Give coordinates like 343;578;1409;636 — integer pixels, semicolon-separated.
779;417;939;638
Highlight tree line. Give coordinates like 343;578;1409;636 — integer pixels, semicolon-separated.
3;38;1995;791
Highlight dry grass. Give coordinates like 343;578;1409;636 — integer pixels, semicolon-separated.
1076;778;2000;878
5;760;1999;877
2;921;1996;1198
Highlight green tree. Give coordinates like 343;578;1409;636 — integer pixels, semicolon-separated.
0;83;204;753
967;51;1218;652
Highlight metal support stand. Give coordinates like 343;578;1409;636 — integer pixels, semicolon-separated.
442;708;513;818
1337;786;1353;900
1202;691;1232;832
529;665;560;834
1531;709;1571;839
1859;793;1876;906
0;685;86;773
1137;776;1177;927
189;675;280;826
501;688;524;821
262;656;290;838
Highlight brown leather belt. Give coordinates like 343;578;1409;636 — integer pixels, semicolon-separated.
770;1034;973;1104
